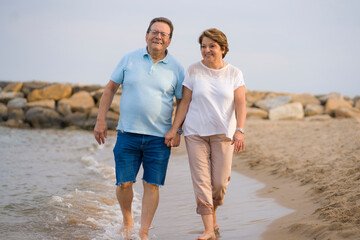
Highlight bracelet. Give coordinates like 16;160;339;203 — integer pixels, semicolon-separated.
236;128;245;134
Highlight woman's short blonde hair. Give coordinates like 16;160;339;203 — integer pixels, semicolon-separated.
198;28;229;58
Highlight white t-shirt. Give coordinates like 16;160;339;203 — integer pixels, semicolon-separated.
183;61;245;139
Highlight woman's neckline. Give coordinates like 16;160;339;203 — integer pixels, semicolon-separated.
200;60;229;71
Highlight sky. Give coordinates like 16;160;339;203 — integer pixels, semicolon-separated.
1;0;359;96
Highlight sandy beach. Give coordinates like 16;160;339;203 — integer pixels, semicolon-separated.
232;118;360;240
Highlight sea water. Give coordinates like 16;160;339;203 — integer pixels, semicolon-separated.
0;126;292;239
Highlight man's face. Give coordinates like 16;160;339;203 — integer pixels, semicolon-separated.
146;22;171;54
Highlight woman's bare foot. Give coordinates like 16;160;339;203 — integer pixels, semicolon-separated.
213;208;219;233
120;220;134;239
196;231;216;240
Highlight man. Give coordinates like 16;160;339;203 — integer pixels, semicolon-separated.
94;17;184;240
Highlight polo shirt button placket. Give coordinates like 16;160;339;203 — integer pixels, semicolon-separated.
149;64;155;74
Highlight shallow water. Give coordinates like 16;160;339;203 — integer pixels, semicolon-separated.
0;126;292;239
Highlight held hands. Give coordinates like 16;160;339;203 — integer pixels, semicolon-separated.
94;119;107;145
231;131;245;152
164;128;180;147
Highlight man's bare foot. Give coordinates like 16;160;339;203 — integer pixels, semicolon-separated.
196;231;216;240
120;220;134;239
139;228;149;240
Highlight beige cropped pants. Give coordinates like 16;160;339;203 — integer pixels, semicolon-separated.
185;134;234;215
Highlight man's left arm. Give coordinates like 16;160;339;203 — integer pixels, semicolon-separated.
171;98;183;147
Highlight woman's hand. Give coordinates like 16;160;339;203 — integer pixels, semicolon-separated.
165;128;177;147
231;131;245;152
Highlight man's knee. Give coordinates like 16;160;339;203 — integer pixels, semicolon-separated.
143;181;159;192
118;181;133;190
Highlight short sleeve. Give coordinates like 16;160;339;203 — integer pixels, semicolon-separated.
234;70;245;90
110;56;128;85
174;66;185;99
182;70;193;91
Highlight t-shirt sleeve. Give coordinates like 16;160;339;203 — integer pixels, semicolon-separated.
110;56;127;85
175;66;185;99
182;70;193;91
234;70;245;90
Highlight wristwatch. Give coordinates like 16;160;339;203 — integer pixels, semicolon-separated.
236;128;245;134
177;128;183;135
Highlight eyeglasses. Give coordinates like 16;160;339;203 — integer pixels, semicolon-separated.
148;29;171;38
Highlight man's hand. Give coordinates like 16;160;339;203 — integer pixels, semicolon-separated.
94;119;107;145
164;129;177;147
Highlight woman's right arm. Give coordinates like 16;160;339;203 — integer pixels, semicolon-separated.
165;86;192;146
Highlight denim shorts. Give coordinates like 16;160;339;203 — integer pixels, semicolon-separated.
113;131;171;186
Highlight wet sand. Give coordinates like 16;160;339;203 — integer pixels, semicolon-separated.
148;153;292;239
232;118;360;240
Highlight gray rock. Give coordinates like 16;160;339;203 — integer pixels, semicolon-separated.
88;107;99;119
8;108;25;122
106;119;118;130
84;117;117;130
110;95;121;113
26;99;55;109
58;91;95;113
64;112;87;127
0;81;10;89
325;98;352;114
264;92;289;99
72;84;103;94
85;107;119;130
25;107;63;128
304;104;324;116
2;82;23;93
334;107;360;119
22;81;51;97
91;89;104;103
354;96;360;109
290;93;320;106
83;118;97;130
57;102;72;116
316;92;342;105
107;111;120;121
0;92;25;104
269;102;304;120
246;107;268;119
245;91;268;106
7;97;27;111
0;103;8;121
1;119;30;128
255;95;292;111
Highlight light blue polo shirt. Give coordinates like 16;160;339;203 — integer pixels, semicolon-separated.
110;48;184;137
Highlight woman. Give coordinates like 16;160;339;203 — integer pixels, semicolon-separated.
165;28;246;240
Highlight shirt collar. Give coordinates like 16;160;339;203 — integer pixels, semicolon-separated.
143;47;169;64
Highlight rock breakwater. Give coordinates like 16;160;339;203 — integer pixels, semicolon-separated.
0;81;359;129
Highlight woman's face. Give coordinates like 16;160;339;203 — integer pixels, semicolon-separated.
200;36;224;64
